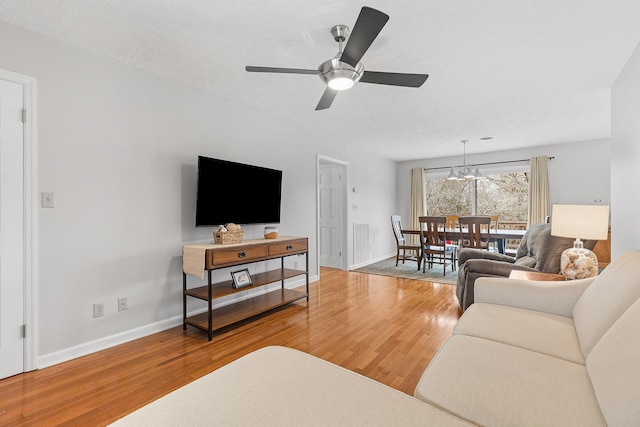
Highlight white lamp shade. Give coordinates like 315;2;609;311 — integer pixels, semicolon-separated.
550;204;609;240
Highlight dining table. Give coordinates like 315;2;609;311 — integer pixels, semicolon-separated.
403;228;527;255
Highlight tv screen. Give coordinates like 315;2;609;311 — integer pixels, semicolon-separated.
195;156;282;227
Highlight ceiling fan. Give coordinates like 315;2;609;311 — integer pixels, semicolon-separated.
245;6;429;110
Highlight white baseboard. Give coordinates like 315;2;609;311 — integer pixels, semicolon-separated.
349;252;395;270
37;315;182;369
37;275;316;369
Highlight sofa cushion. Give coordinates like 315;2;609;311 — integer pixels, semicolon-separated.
111;346;473;427
414;335;606;427
475;276;593;318
587;298;640;427
453;303;585;364
573;250;640;356
513;256;537;268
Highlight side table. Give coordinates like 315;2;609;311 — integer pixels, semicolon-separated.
508;270;565;281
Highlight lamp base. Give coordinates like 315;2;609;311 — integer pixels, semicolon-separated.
560;247;599;280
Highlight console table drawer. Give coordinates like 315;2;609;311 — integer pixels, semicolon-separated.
212;246;268;266
269;239;307;256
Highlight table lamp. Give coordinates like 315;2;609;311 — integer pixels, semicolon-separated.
550;204;610;279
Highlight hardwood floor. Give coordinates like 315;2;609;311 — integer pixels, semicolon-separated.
0;267;461;426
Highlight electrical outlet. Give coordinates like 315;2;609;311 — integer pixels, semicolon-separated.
93;303;104;318
118;297;127;312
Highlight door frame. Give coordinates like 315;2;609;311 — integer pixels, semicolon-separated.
0;68;37;372
316;154;349;274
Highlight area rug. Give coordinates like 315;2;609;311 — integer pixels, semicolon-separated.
352;257;458;285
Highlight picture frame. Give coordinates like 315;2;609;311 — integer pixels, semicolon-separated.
231;268;252;289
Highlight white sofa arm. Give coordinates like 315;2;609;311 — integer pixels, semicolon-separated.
474;276;596;317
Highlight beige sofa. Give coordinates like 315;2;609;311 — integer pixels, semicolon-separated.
111;345;473;426
113;251;640;426
416;249;640;426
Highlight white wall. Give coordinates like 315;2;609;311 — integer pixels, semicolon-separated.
0;21;398;366
345;148;398;265
395;138;611;250
611;42;640;256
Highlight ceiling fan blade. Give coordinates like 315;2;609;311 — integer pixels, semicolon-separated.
245;66;319;75
340;7;389;67
359;71;429;87
315;88;338;110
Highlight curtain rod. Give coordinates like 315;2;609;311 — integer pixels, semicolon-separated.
422;156;555;172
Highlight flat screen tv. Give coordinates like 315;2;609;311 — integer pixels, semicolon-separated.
195;156;282;226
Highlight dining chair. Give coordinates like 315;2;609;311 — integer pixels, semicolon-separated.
484;215;499;251
490;215;499;230
418;216;457;275
458;216;492;250
476;215;498;232
391;215;421;268
444;214;460;248
445;215;459;230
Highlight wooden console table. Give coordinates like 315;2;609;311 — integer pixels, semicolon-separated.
183;236;309;340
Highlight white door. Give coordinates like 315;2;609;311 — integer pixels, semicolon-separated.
319;164;343;269
0;79;25;379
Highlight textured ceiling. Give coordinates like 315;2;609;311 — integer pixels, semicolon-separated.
1;0;639;160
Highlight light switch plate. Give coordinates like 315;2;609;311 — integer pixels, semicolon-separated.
41;192;54;208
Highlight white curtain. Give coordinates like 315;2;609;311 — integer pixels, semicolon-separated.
528;156;550;226
410;168;426;242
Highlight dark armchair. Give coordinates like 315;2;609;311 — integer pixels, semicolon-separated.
455;222;597;311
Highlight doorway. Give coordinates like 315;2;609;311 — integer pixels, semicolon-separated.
317;155;348;271
0;69;36;379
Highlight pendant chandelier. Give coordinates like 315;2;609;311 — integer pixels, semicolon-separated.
447;140;482;180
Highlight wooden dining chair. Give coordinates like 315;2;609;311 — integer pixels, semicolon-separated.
391;215;421;268
418;216;457;275
458;216;492;250
484;215;499;251
445;215;459;230
476;215;498;232
444;215;460;249
490;215;499;230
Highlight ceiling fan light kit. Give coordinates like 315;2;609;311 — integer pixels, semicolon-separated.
245;6;429;110
319;58;363;90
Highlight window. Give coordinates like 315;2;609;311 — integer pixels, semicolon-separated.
426;172;529;225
